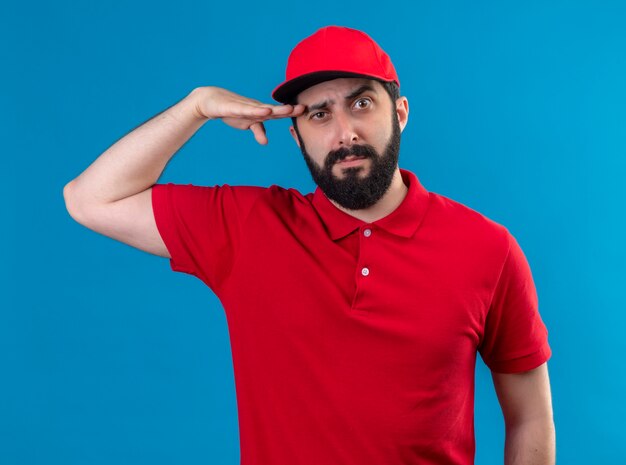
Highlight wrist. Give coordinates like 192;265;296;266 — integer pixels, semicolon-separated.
187;86;216;121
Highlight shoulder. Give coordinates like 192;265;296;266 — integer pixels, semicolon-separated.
264;183;309;201
426;190;513;256
153;182;311;210
256;184;314;211
152;182;268;198
428;191;508;234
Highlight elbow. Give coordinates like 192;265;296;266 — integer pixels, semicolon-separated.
63;180;83;222
63;180;73;214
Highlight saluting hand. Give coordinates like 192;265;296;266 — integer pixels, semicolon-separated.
191;86;305;145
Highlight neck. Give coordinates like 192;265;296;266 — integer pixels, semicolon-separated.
328;168;408;223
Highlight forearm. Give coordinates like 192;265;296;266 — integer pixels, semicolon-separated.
504;418;556;465
65;87;209;205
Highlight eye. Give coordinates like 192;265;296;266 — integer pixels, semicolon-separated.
353;97;372;110
309;111;328;121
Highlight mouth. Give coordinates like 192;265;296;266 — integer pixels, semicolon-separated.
337;155;367;166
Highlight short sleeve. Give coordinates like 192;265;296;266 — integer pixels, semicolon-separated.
151;182;265;291
479;232;552;373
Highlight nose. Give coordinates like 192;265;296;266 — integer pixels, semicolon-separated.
335;110;359;147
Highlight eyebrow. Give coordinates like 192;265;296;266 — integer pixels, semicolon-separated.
305;84;377;113
345;84;376;101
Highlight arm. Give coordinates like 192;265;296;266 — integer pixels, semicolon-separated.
63;86;304;256
491;362;555;465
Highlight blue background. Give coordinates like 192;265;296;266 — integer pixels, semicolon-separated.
2;1;625;464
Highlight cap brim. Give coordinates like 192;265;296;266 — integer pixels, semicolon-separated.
272;71;389;104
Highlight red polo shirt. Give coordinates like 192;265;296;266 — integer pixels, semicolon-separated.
151;168;551;465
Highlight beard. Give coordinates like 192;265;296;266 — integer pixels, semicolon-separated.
295;112;401;210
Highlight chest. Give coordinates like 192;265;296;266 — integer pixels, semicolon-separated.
222;215;495;365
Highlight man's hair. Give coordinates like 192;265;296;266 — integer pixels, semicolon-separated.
380;80;400;104
289;79;400;130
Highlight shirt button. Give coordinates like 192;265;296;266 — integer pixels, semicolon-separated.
363;228;372;237
361;267;370;276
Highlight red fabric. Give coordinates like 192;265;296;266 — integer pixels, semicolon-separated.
272;25;399;103
151;169;551;465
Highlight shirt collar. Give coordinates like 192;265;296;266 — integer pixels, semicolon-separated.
311;168;431;240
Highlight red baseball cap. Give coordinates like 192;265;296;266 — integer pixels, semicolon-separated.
272;26;400;104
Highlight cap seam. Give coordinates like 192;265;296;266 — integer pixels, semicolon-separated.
362;30;387;77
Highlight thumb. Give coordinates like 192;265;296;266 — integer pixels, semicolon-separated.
250;122;268;145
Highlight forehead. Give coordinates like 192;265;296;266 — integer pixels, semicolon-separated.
296;77;383;104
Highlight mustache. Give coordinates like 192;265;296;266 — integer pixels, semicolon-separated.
324;144;378;170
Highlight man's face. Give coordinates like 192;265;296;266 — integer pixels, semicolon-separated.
290;78;405;210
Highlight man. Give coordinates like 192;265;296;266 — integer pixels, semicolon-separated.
64;26;555;465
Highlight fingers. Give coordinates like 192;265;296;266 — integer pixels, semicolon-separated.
247;104;305;145
250;122;268;145
211;86;306;144
239;105;273;117
200;87;306;122
274;103;306;118
234;103;305;120
247;104;306;145
262;103;306;118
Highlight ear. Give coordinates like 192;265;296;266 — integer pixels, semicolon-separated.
289;126;301;148
395;97;409;132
